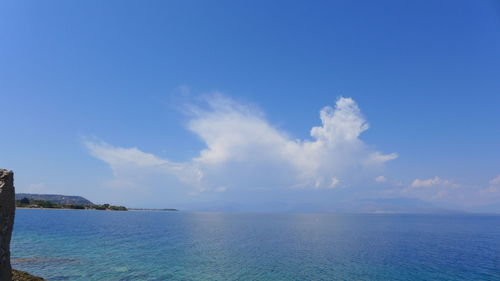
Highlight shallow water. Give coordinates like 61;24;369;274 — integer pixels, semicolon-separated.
11;209;500;280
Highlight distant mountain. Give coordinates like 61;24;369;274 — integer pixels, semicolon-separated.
335;198;461;214
183;197;461;214
15;193;94;205
466;202;500;214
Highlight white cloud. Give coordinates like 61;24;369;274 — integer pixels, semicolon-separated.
85;95;397;195
489;174;500;185
85;141;168;171
410;176;445;188
481;174;500;195
403;176;468;202
84;140;201;190
310;97;368;142
375;176;386;183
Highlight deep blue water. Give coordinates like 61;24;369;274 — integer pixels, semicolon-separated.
11;209;500;281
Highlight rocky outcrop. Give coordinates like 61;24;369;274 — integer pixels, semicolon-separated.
0;169;15;281
12;269;46;281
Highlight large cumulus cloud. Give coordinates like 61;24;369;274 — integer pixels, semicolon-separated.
85;95;397;196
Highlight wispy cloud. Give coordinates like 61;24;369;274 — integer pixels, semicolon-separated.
25;183;50;194
410;176;454;188
482;174;500;195
403;176;459;200
489;174;500;185
399;175;500;207
85;141;168;170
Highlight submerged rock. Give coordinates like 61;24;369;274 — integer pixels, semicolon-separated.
0;169;15;281
12;269;46;281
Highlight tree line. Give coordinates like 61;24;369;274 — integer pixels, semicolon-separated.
16;198;127;211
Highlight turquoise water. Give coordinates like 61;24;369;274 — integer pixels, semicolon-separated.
11;209;500;281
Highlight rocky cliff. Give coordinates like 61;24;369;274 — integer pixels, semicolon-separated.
0;169;15;281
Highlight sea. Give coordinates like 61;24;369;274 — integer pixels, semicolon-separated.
11;209;500;281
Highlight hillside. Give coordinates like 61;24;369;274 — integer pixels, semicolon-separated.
15;193;94;205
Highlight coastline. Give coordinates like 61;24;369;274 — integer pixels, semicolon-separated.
16;207;178;212
16;207;124;211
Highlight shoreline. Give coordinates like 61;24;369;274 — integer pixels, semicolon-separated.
16;207;178;212
16;207;124;211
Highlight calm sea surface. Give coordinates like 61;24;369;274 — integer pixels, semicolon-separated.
11;209;500;281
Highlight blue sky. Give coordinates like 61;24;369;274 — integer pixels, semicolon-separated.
1;0;499;211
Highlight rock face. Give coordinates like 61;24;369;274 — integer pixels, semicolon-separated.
0;169;15;281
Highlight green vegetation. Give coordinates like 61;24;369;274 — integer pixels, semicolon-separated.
15;193;94;205
15;197;127;211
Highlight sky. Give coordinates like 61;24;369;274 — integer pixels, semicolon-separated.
1;0;499;212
